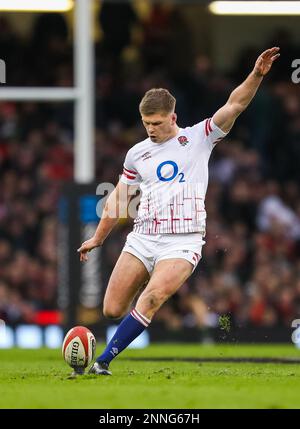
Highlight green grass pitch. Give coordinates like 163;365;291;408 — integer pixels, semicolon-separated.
1;344;300;409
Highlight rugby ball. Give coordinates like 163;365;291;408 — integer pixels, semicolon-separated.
62;326;96;368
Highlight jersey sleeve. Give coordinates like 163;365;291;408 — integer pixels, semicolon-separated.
120;149;142;186
192;117;228;151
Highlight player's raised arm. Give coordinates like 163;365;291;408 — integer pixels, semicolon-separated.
77;181;137;262
213;47;280;133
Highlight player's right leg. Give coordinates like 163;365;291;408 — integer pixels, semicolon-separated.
103;251;149;319
89;251;149;375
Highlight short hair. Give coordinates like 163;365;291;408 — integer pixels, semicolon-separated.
139;88;176;116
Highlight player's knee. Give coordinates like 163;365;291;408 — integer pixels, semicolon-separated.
103;305;125;320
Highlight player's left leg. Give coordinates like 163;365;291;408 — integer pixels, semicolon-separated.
135;258;193;320
89;258;195;375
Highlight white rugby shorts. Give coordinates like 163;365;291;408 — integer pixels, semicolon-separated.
122;231;205;274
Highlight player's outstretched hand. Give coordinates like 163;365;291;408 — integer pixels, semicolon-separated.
254;47;280;77
77;237;101;262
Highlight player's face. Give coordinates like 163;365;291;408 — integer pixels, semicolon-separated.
142;112;177;143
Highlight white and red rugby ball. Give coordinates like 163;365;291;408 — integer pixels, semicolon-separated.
62;326;96;368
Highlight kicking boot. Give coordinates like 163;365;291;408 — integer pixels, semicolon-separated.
88;361;112;376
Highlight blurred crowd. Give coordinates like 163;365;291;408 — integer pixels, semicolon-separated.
1;3;300;330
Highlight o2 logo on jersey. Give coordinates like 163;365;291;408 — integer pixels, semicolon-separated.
156;160;185;182
291;59;300;84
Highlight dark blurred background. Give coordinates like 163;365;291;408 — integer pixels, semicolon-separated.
1;0;300;344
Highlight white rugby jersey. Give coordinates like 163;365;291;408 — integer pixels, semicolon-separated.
120;118;228;234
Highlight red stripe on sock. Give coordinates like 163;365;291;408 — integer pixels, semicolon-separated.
131;309;149;327
134;308;150;325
